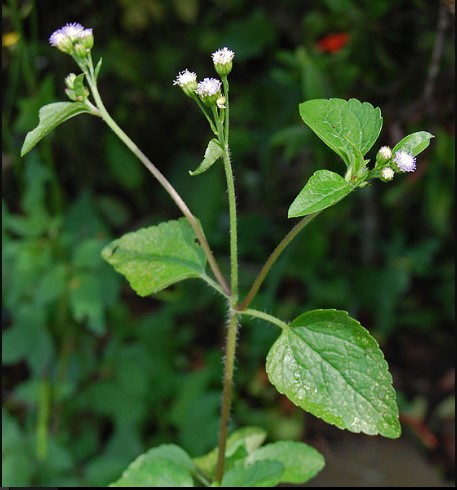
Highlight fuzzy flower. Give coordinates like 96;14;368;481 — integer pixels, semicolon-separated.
49;23;93;56
394;150;416;172
173;69;197;87
173;69;198;98
196;77;221;97
212;47;235;65
212;47;235;77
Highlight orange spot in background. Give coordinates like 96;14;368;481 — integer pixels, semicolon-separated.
316;32;350;53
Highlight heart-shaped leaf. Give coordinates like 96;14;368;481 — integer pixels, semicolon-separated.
266;309;401;438
21;102;93;156
102;218;207;296
288;170;353;217
299;98;383;170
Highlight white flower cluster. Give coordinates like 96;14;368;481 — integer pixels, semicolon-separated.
49;22;93;55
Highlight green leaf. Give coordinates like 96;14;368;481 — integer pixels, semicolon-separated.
109;444;195;487
392;131;434;156
288;169;354;217
189;139;223;176
69;273;105;335
246;441;325;484
95;57;103;79
21;102;93;156
299;98;383;169
266;309;401;438
102;218;207;296
220;460;284;487
193;427;267;479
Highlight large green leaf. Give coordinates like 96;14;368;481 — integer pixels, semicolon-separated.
288;169;353;217
21;102;93;156
299;98;383;170
392;131;434;156
102;218;207;296
246;441;325;485
109;444;195;487
266;309;400;438
189;139;223;176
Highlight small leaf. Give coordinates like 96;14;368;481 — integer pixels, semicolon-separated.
69;273;105;335
288;169;353;217
109;444;195;487
266;309;401;438
220;460;284;487
193;427;267;479
246;441;325;484
102;218;207;296
21;102;93;156
189;139;223;176
95;57;103;79
392;131;434;156
299;98;383;169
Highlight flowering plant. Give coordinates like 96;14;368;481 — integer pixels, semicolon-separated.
22;23;434;487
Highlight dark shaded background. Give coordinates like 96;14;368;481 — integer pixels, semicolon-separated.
3;0;455;486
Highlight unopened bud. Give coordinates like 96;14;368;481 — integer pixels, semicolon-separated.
380;167;395;182
376;146;392;164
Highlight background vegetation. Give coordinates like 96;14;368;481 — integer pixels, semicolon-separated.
3;0;455;486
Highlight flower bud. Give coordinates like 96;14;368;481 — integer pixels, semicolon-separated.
376;146;392;164
72;42;88;58
216;96;226;109
65;73;77;89
212;47;235;77
380;167;395;182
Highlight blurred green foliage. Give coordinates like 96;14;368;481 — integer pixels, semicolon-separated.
2;0;454;485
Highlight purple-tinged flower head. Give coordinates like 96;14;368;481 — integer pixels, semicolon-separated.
393;150;416;173
212;47;235;77
173;69;198;97
49;23;93;56
77;28;94;50
195;77;222;106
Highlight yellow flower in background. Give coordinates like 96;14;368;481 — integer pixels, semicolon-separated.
2;31;20;47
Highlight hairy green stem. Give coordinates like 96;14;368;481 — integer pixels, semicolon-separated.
215;76;240;482
84;71;230;296
223;148;239;302
215;311;239;482
239;212;320;311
